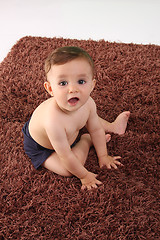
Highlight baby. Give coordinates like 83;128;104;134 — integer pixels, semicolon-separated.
22;46;130;190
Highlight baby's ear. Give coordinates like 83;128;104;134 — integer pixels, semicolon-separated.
91;79;96;91
44;81;54;96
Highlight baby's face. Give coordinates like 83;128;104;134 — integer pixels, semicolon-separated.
46;58;95;113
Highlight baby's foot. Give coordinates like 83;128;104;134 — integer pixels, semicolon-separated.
81;133;92;147
106;134;111;142
113;111;130;135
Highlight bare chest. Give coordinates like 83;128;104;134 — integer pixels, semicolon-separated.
64;109;89;137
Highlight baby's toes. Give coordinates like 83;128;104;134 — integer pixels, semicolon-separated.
105;134;111;143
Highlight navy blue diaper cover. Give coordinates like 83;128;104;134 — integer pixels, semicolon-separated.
22;120;54;169
22;120;78;169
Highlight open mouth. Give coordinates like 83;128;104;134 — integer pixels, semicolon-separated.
68;97;79;106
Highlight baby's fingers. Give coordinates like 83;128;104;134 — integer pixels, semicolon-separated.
113;156;124;167
81;184;96;190
95;179;103;185
113;156;121;160
81;180;102;191
114;160;124;166
81;185;86;190
110;162;118;169
105;156;123;169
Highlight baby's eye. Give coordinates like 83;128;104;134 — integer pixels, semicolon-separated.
78;79;86;85
59;81;68;86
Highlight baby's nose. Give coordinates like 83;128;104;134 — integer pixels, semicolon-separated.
69;84;78;93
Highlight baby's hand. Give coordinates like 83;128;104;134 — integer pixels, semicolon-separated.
99;155;123;169
80;171;102;190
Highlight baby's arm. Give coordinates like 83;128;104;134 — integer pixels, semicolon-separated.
46;125;87;177
87;99;122;169
45;121;101;189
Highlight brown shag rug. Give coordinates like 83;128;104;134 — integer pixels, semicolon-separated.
0;36;160;240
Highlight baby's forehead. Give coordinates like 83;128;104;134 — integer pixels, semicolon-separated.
49;58;93;75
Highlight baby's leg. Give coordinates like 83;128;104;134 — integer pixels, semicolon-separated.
73;133;111;165
42;133;111;176
42;134;92;177
99;111;130;135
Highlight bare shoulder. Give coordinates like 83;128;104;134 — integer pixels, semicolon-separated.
30;97;60;130
42;98;63;126
87;97;97;112
31;98;52;117
29;97;66;149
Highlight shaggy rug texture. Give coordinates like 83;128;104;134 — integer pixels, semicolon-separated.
0;36;160;240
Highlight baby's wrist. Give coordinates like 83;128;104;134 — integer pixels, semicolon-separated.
79;170;89;180
99;154;108;161
98;154;110;166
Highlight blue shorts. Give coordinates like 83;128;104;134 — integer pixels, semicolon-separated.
22;120;77;169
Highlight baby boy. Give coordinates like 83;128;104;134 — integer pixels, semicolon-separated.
22;46;130;190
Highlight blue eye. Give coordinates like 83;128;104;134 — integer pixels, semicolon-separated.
78;79;86;84
59;81;68;86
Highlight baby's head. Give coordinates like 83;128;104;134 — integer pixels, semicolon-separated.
45;46;94;78
44;46;96;112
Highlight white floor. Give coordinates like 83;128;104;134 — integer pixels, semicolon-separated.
0;0;160;63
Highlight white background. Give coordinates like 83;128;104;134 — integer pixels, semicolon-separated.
0;0;160;63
